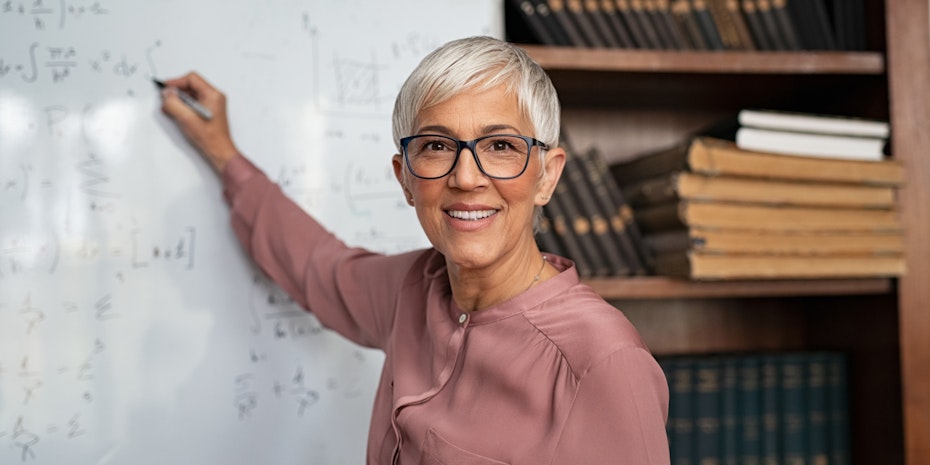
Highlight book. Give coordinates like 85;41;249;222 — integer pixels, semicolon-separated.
548;0;593;46
724;0;757;49
828;352;851;465
634;200;902;234
568;0;611;47
664;357;695;465
600;0;637;48
630;0;667;48
738;108;891;138
610;137;904;187
511;0;563;46
562;149;634;275
534;0;575;46
653;251;906;279
552;178;612;276
739;357;763;465
672;0;709;49
622;171;897;209
652;0;690;49
741;0;774;50
781;354;807;465
541;194;596;277
735;126;887;161
806;352;831;465
706;0;754;49
760;355;781;465
535;212;566;258
644;228;905;257
720;356;740;465
691;0;727;49
616;0;653;48
771;0;804;50
694;357;722;465
582;147;650;273
755;0;790;49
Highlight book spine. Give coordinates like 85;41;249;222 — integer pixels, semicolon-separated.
542;195;596;277
756;0;789;50
777;0;809;50
616;0;653;48
630;0;667;48
828;352;851;465
740;356;763;465
511;0;562;45
600;0;637;47
671;0;709;49
548;0;594;46
780;354;807;465
654;0;691;49
691;0;727;50
760;355;781;465
562;152;633;276
584;0;624;47
694;357;722;465
535;212;566;257
666;357;695;465
534;0;574;46
725;0;757;49
741;0;774;50
553;180;612;276
806;352;830;465
568;0;611;47
587;149;651;273
720;356;740;465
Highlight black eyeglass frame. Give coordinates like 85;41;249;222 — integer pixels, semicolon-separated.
399;133;550;180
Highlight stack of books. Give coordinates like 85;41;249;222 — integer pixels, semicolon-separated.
659;351;850;465
609;115;905;280
537;142;649;278
506;0;866;51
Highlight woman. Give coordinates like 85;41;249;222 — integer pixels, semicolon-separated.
160;36;669;465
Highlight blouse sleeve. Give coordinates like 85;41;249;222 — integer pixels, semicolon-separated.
219;154;414;349
552;347;671;465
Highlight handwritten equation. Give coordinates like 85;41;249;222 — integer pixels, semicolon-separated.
0;40;155;85
1;0;108;31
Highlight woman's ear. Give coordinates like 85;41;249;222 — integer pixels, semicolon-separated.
536;146;566;206
392;154;414;205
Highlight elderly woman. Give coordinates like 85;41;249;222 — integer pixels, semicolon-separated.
160;36;669;465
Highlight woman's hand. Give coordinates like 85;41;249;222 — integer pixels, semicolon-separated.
158;72;240;173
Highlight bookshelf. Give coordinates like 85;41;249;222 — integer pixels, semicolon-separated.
511;1;929;464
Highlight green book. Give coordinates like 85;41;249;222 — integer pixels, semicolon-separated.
664;356;695;465
760;355;781;465
828;352;851;465
694;357;722;465
739;356;762;465
806;352;831;465
720;356;740;465
780;353;807;465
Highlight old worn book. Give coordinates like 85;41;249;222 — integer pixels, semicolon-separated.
644;228;904;256
738;108;890;138
622;171;896;209
735;126;886;161
633;201;902;234
653;251;905;279
610;137;904;186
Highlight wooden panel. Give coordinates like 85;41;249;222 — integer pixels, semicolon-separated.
885;1;930;464
583;276;892;300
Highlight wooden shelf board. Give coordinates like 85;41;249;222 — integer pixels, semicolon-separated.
519;45;885;75
583;276;893;300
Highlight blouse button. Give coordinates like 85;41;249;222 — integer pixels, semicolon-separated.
458;313;467;325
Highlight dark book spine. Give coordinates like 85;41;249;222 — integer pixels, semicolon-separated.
740;357;763;465
779;0;811;50
694;358;722;465
568;0;610;47
562;152;633;276
548;0;594;46
781;354;807;465
691;0;727;50
535;212;566;257
725;0;758;49
760;355;782;465
553;179;611;276
809;0;837;49
629;0;666;47
584;0;624;47
828;352;851;465
741;0;774;50
585;149;650;274
666;357;695;465
600;0;637;47
617;0;653;48
721;356;740;465
806;352;830;465
542;195;595;277
511;0;561;45
534;0;574;46
672;0;709;49
654;0;691;49
756;0;790;50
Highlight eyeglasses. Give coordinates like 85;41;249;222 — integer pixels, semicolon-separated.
400;134;549;180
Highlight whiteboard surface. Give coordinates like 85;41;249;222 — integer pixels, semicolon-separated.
0;2;501;464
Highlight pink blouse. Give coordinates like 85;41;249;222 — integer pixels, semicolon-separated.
222;155;670;465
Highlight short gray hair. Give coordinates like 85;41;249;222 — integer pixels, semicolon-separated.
391;36;560;151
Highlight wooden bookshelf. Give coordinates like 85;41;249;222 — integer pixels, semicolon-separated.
512;1;929;464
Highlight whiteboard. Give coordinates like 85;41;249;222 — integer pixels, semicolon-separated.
0;1;501;464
